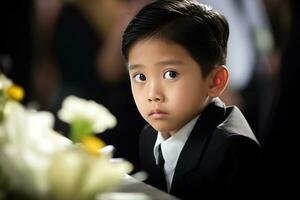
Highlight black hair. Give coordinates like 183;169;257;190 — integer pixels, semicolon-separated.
121;0;229;77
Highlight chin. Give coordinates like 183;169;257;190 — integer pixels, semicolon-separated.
151;123;175;134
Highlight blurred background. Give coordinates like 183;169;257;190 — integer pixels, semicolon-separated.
0;0;298;195
1;0;153;174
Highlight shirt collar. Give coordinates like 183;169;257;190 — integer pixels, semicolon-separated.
154;115;200;169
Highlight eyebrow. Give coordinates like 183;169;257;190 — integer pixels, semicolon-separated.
128;60;183;70
128;63;143;70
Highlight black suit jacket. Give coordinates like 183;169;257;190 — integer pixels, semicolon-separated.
139;98;261;199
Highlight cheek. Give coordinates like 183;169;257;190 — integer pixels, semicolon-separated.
170;80;207;111
131;87;147;115
131;87;140;106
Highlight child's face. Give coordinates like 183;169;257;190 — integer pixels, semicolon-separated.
128;38;211;135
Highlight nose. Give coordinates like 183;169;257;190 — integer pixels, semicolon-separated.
148;97;161;102
147;81;164;102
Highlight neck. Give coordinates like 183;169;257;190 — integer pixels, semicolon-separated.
160;132;172;140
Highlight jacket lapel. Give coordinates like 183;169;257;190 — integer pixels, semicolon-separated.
170;98;226;194
140;125;168;191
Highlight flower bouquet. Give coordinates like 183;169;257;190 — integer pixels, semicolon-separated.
0;73;133;200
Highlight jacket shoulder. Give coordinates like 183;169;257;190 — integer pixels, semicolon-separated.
218;106;259;144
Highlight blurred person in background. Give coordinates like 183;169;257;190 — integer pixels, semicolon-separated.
32;0;152;173
258;0;291;142
258;0;297;197
53;0;151;173
31;0;63;111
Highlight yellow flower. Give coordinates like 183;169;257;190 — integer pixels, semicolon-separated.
6;85;24;101
81;136;106;156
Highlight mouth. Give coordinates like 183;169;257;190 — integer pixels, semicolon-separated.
149;110;168;119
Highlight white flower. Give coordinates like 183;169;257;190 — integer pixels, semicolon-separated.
0;74;131;200
0;101;71;198
0;74;12;90
58;95;117;133
79;158;133;199
48;147;133;200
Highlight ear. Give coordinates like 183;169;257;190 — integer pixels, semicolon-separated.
207;65;229;97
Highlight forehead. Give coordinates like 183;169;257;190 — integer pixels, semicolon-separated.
128;37;196;70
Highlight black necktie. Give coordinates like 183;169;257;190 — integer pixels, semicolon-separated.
157;144;165;169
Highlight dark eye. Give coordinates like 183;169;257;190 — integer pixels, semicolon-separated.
164;70;177;80
133;73;146;82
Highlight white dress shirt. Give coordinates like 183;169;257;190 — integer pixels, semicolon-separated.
153;115;200;191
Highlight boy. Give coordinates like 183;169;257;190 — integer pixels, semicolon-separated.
121;0;261;198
